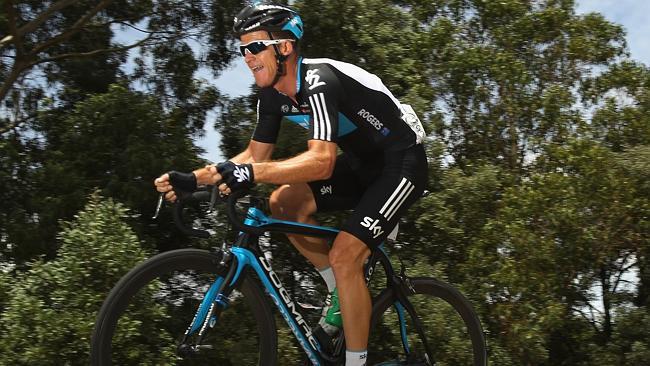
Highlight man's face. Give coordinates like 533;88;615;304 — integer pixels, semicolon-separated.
240;31;279;88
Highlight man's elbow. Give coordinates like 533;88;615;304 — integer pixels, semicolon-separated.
316;155;336;180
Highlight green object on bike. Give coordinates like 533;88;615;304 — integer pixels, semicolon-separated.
325;288;342;328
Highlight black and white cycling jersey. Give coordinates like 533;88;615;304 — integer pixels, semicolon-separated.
253;57;421;161
251;57;428;246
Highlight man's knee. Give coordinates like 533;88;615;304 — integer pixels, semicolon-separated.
269;184;316;221
329;233;370;278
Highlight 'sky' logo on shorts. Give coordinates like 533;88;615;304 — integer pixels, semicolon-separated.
360;216;384;239
320;185;332;195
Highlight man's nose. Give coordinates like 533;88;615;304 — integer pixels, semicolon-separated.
244;51;256;63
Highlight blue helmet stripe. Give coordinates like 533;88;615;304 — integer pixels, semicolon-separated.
282;15;304;39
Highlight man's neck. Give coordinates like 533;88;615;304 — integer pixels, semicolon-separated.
273;56;299;99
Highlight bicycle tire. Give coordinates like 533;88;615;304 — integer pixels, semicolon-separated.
369;277;487;366
91;248;278;365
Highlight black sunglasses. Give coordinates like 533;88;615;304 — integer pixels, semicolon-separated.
239;39;294;57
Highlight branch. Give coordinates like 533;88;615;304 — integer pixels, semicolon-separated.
2;0;21;55
0;0;80;49
29;0;114;55
31;32;155;66
612;252;636;293
0;110;39;136
572;306;602;334
113;21;162;35
23;0;82;43
0;59;30;106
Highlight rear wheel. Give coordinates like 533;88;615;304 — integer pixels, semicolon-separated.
369;277;487;365
91;249;277;365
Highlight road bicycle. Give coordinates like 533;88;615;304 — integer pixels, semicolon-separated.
91;186;487;365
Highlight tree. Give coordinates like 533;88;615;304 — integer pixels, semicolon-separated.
0;192;155;365
298;0;435;114
0;0;242;125
1;84;204;265
1;1;243;265
582;60;650;151
396;0;627;171
466;139;649;365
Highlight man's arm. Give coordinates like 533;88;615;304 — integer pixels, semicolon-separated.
231;140;275;164
193;140;274;185
251;140;337;185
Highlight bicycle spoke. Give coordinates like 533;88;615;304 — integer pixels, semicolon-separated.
370;278;487;366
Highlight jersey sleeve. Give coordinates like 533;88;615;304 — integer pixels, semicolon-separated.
304;66;342;143
251;90;282;144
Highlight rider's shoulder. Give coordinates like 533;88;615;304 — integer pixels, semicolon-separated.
300;58;348;93
301;58;381;91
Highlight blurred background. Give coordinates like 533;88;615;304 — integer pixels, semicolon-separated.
1;0;648;364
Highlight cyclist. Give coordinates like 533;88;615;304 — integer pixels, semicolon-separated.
155;2;428;365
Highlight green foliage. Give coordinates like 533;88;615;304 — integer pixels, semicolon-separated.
215;91;259;159
591;306;650;366
298;0;436;128
465;139;649;365
399;0;627;169
1;1;649;364
1;83;205;264
582;61;650;151
0;192;150;365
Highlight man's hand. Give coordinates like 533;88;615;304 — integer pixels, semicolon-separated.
215;161;255;194
153;171;197;202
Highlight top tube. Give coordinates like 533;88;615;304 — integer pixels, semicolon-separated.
243;206;340;239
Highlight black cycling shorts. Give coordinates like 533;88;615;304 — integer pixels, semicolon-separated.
308;144;428;248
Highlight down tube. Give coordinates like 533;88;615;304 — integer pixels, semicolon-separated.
230;247;323;366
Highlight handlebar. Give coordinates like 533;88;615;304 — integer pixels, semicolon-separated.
154;186;266;238
173;188;214;239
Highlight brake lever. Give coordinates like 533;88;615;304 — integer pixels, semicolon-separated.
152;193;165;219
208;185;219;213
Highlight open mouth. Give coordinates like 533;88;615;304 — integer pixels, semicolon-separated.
252;65;263;73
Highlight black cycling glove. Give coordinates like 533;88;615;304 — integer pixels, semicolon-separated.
168;171;198;194
216;161;255;192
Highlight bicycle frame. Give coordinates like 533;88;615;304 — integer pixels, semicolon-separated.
180;201;427;365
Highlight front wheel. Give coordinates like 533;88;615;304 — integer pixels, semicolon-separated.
369;277;487;365
91;248;277;365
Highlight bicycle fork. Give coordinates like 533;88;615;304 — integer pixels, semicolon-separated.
177;248;237;357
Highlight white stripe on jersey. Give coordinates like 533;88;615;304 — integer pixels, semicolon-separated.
386;183;415;221
309;93;332;141
379;178;408;216
379;177;414;221
318;93;331;140
303;58;402;110
309;94;320;139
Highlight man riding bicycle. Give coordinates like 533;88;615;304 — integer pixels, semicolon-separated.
154;2;428;365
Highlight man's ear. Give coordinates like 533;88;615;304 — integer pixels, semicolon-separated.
282;41;294;56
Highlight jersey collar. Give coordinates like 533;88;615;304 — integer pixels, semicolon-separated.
296;56;303;94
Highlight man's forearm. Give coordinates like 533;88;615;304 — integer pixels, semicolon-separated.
253;149;335;185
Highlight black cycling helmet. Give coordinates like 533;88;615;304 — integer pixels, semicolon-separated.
233;2;303;87
233;2;304;40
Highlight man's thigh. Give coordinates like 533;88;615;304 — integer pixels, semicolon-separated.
307;154;376;212
341;145;428;249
